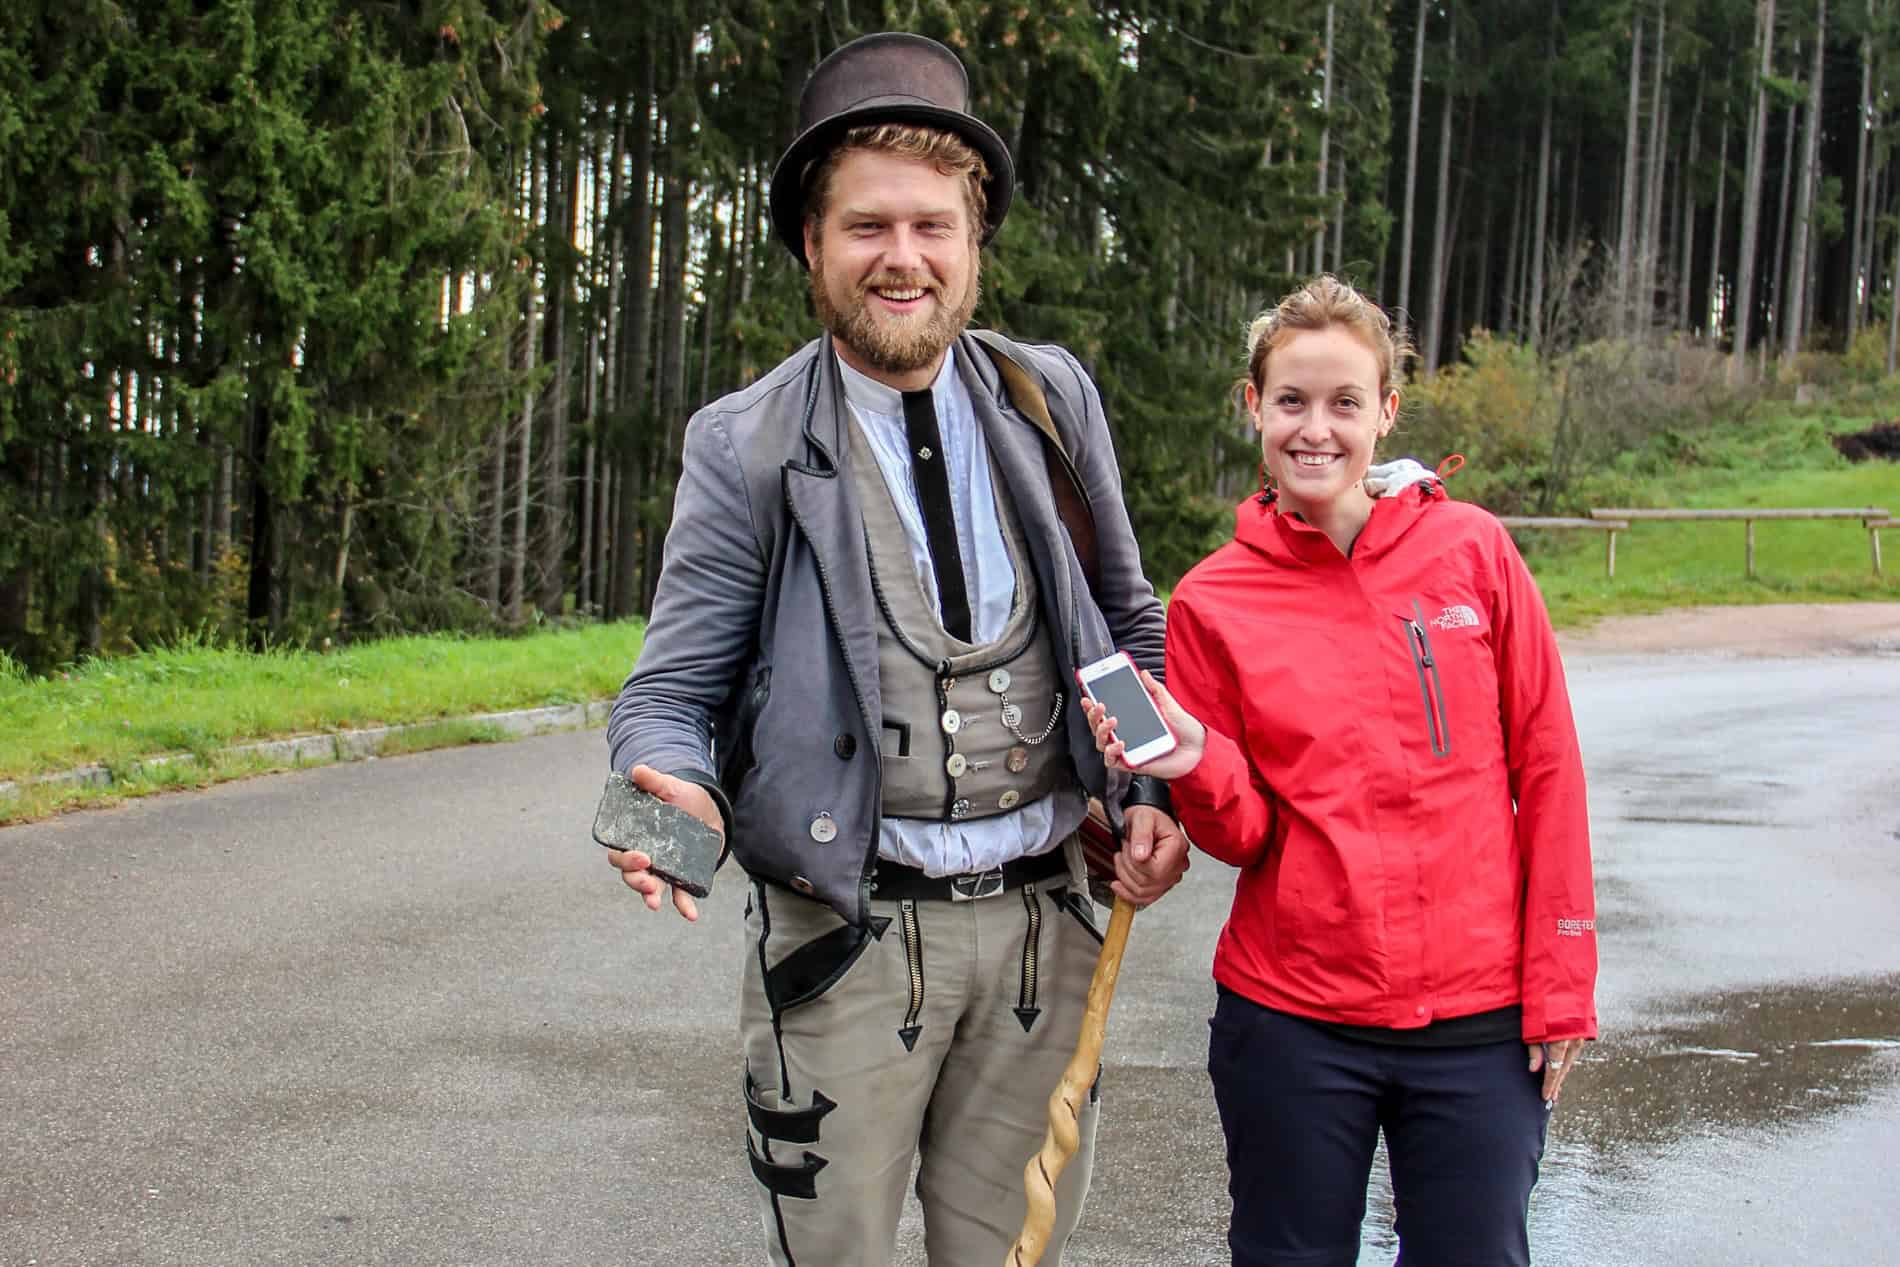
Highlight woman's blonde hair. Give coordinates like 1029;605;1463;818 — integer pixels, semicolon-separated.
1244;275;1413;394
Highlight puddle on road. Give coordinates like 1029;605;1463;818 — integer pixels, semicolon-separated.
1558;974;1900;1153
1356;975;1900;1261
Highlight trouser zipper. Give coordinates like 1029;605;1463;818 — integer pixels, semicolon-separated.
1014;883;1043;1032
897;898;925;1051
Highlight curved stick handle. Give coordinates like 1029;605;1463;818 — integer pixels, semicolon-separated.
1003;894;1138;1267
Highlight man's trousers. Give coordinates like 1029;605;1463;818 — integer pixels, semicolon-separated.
739;868;1105;1267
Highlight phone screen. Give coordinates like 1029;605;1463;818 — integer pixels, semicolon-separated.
1084;664;1170;750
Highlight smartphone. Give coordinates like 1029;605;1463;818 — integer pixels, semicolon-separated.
1075;651;1178;767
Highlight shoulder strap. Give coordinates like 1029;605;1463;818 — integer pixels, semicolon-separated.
972;332;1101;590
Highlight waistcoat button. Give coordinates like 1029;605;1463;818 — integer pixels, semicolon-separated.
790;875;816;895
988;668;1012;693
833;734;856;759
998;789;1021;810
940;709;962;734
809;813;838;843
945;753;968;777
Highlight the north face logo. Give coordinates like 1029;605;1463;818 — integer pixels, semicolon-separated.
1430;604;1481;631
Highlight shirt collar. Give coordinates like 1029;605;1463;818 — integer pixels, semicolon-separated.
835;344;960;418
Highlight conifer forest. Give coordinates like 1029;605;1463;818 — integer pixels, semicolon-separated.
2;1;1895;665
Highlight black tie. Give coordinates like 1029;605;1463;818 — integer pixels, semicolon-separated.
900;388;972;641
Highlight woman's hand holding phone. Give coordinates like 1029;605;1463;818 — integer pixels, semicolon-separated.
1078;660;1206;782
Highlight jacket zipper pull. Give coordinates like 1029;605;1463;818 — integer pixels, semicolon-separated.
1409;619;1434;668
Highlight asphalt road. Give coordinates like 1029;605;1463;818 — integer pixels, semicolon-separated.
3;650;1898;1267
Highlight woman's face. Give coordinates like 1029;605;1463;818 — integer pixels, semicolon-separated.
1246;325;1399;519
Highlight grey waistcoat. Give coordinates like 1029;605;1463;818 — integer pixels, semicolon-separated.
845;416;1070;823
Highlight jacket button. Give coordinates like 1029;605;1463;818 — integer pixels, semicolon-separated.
809;813;838;843
833;734;856;760
790;875;816;895
1415;1006;1427;1017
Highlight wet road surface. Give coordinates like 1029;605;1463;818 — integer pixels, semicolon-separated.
1;650;1896;1265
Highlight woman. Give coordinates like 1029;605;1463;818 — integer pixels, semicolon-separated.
1085;275;1596;1267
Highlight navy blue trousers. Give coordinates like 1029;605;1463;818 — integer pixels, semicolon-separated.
1208;988;1548;1267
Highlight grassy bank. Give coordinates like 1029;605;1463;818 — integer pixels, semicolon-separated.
0;622;647;785
1511;406;1898;626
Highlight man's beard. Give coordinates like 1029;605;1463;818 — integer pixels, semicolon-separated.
809;250;980;376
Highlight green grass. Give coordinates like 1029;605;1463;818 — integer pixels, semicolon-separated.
0;622;646;784
1518;409;1900;627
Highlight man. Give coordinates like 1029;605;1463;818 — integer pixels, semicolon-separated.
604;31;1188;1267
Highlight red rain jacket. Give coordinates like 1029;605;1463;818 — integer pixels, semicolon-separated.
1166;484;1597;1043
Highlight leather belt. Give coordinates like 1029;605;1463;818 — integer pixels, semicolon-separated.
869;847;1069;902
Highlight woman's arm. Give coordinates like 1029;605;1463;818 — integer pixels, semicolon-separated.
1158;594;1278;869
1489;527;1598;1043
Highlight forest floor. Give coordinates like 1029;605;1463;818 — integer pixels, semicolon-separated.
1558;600;1900;658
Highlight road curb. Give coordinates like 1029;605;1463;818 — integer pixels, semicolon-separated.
0;700;615;801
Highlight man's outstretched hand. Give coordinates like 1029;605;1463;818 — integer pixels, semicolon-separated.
605;764;723;922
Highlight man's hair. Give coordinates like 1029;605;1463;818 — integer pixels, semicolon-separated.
1245;274;1414;395
803;123;991;239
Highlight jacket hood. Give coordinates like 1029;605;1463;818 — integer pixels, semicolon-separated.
1232;481;1443;566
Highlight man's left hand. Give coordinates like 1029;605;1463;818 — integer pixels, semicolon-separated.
1112;805;1189;907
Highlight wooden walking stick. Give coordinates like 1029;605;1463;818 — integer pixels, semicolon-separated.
1003;882;1138;1267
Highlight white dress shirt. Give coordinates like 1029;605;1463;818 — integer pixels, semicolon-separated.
836;347;1080;875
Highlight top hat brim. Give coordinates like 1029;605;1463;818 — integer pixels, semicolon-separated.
768;101;1015;269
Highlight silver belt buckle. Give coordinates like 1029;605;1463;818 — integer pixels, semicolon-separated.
949;866;1006;901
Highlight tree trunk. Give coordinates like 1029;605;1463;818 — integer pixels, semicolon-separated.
1888;177;1900;372
1782;0;1826;365
0;444;36;658
244;397;275;646
1709;98;1731;343
508;150;542;627
648;102;691;612
1314;2;1335;275
1617;13;1645;326
1530;1;1556;345
1769;53;1799;358
483;414;505;611
1474;186;1493;335
1501;139;1526;337
1637;4;1667;331
1423;16;1456;376
610;50;657;620
1331;153;1347;273
538;133;583;618
1849;7;1873;343
1679;78;1704;331
1398;0;1429;333
1732;0;1777;380
579;132;605;616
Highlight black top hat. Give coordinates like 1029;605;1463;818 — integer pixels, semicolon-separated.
768;32;1015;269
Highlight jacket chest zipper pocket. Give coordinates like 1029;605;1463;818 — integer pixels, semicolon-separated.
1401;602;1452;759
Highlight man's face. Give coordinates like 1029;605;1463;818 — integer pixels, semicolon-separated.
804;149;980;390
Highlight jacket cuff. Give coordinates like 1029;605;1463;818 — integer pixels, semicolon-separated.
670;767;734;868
1120;774;1173;818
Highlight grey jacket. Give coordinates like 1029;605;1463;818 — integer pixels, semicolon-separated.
606;330;1167;926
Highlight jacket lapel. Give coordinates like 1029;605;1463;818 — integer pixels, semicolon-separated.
782;342;882;736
